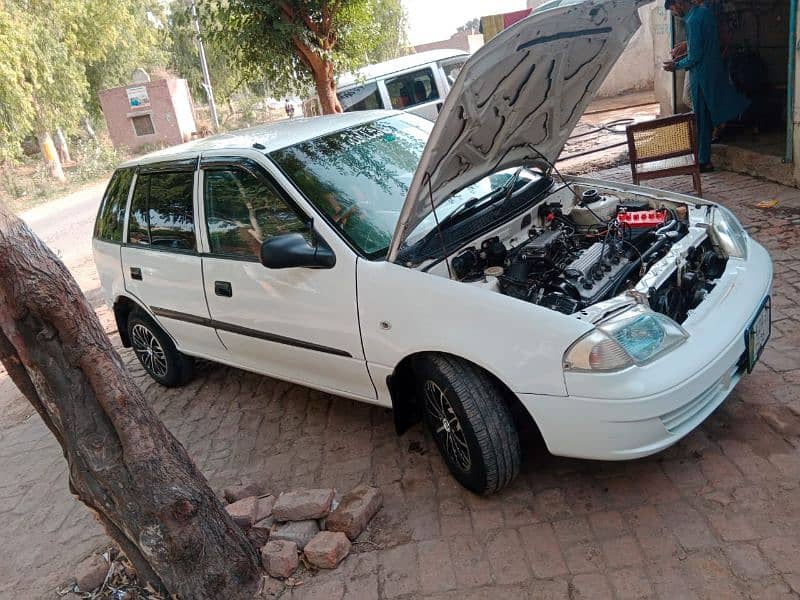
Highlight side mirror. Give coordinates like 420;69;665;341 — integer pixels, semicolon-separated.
259;232;336;269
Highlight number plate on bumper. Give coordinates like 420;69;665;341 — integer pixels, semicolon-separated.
746;296;771;373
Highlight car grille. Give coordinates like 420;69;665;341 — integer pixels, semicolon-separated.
659;363;741;434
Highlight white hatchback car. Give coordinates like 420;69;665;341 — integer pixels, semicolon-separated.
93;0;772;494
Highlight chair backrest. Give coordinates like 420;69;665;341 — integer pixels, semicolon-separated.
626;113;698;166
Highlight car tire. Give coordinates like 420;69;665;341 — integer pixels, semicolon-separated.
414;354;521;495
127;311;194;387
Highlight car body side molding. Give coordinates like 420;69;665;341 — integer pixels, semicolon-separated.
150;306;353;358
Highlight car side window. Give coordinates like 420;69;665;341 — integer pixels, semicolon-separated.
203;166;309;259
127;174;150;246
147;171;196;251
94;168;134;242
440;58;467;87
339;82;383;112
386;68;440;109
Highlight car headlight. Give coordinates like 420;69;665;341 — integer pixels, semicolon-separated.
563;305;688;372
711;206;748;259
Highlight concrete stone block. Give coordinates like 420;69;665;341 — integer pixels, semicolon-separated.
273;489;335;521
326;484;383;540
261;540;299;578
270;519;320;550
304;531;351;569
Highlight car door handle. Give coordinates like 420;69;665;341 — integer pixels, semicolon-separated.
130;267;142;281
215;281;232;297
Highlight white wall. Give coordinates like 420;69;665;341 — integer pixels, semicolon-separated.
597;4;657;97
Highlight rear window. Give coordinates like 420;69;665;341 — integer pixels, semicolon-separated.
94;169;134;242
126;170;196;251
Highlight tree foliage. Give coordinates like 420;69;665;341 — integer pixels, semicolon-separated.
0;0;165;160
165;2;248;106
201;0;409;114
456;17;480;34
366;0;411;64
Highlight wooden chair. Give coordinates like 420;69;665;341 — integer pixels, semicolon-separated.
625;113;702;197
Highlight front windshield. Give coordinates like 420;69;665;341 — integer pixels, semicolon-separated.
271;114;538;259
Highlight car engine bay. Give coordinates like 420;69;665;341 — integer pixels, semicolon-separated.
446;185;729;324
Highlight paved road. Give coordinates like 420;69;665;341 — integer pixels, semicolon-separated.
3;169;800;598
20;180;107;267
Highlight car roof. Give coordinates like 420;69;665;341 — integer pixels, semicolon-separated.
337;49;469;89
118;110;399;168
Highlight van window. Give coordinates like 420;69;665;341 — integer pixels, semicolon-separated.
148;172;196;251
204;167;309;259
440;57;468;87
386;68;439;109
126;170;196;250
94;169;134;242
339;82;383;112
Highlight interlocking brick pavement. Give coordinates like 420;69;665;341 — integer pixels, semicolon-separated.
2;166;800;598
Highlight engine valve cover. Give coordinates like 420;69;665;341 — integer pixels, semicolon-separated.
563;242;630;301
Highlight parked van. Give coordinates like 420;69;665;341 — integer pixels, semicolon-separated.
336;49;470;120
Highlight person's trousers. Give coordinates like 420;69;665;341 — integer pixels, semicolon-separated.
693;86;713;165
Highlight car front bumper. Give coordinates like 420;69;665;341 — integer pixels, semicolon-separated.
519;238;773;461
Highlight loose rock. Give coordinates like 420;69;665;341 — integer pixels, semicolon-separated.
270;519;319;549
304;531;351;569
225;495;259;529
249;516;275;548
326;484;383;540
74;554;108;591
273;488;335;521
261;540;299;578
223;479;266;503
255;495;276;523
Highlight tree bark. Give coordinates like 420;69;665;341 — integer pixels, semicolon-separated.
36;131;66;182
54;128;71;164
313;60;343;115
0;204;262;598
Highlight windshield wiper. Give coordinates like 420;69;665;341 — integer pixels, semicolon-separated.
434;187;504;231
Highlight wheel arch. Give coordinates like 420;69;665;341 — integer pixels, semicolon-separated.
113;295;150;347
386;351;538;437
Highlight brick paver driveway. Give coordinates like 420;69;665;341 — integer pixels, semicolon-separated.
2;167;800;599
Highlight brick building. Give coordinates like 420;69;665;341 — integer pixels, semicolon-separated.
98;78;197;152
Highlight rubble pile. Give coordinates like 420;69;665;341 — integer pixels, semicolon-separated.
224;481;383;580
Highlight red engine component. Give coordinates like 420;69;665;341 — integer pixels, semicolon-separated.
617;209;667;228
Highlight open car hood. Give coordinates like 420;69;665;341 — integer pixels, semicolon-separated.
387;0;645;262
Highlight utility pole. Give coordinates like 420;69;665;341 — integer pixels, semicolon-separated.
188;0;219;131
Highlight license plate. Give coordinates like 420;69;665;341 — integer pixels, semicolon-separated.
746;297;771;373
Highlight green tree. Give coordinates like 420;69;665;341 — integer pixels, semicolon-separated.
166;1;247;109
202;0;407;114
366;0;410;64
456;17;480;34
0;0;165;178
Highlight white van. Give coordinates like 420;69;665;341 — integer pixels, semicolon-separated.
336;49;470;120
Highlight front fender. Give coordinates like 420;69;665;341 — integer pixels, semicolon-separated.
357;259;592;396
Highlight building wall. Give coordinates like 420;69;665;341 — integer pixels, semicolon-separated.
98;79;195;152
413;32;484;54
168;79;197;142
597;4;657;97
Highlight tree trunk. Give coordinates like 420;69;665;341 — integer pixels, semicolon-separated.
54;128;71;164
36;131;66;182
0;205;262;598
313;60;343;115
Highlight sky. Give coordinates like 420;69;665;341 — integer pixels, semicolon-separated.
402;0;529;46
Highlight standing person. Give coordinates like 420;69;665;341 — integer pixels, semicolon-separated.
663;0;749;172
284;98;296;120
